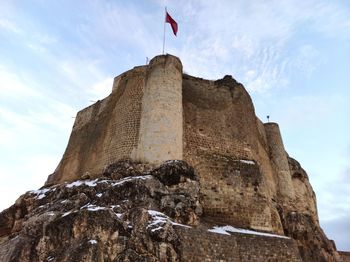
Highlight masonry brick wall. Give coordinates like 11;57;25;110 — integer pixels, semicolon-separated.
182;75;258;160
176;226;302;261
46;66;147;184
339;252;350;262
182;75;283;233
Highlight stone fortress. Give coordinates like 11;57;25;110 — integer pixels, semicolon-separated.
47;54;314;232
37;54;340;261
0;55;342;262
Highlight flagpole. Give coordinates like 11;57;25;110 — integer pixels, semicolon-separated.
162;7;166;55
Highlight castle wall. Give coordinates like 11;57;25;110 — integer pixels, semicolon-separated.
264;123;295;200
340;252;350;262
46;66;147;184
135;55;183;163
182;75;282;233
176;226;302;261
40;54;340;261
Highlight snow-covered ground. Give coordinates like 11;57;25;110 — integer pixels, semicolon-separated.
208;225;289;239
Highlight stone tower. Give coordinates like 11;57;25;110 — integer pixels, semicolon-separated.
46;54;183;184
264;122;295;199
135;55;183;163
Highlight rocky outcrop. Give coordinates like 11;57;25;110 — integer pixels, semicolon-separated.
0;160;341;261
275;157;342;262
279;211;340;262
0;161;201;261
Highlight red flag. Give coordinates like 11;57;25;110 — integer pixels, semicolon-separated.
165;11;178;36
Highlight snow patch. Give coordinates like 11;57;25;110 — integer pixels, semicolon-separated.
208;225;289;238
208;227;231;235
62;211;72;217
240;160;255;165
147;210;168;232
96;193;103;198
115;213;123;219
80;203;107;212
97;180;109;184
80;203;90;209
30;188;51;199
112;175;152;186
37;193;47;199
84;180;99;187
66;179;98;188
88;239;98;245
164;160;182;164
147;210;191;232
87;206;106;212
65;181;83;188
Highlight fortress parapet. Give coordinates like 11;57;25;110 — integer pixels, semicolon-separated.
264;122;295;200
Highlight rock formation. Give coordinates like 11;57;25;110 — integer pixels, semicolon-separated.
0;54;342;261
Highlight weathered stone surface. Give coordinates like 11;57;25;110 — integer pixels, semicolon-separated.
0;161;201;262
288;156;318;222
151;160;197;186
340;251;350;262
274;157;342;262
176;226;302;261
0;161;306;262
136;55;183;164
279;211;341;262
46;65;147;185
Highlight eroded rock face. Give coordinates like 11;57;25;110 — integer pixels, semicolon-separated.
275;157;342;262
280;211;341;262
0;161;201;262
0;160;342;261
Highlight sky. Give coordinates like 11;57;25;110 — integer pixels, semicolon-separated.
0;0;349;251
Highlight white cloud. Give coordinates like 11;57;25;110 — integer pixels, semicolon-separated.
277;94;345;130
0;18;22;34
0;154;59;212
34;33;57;45
0;66;40;98
292;45;323;76
88;77;113;100
163;0;350;93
